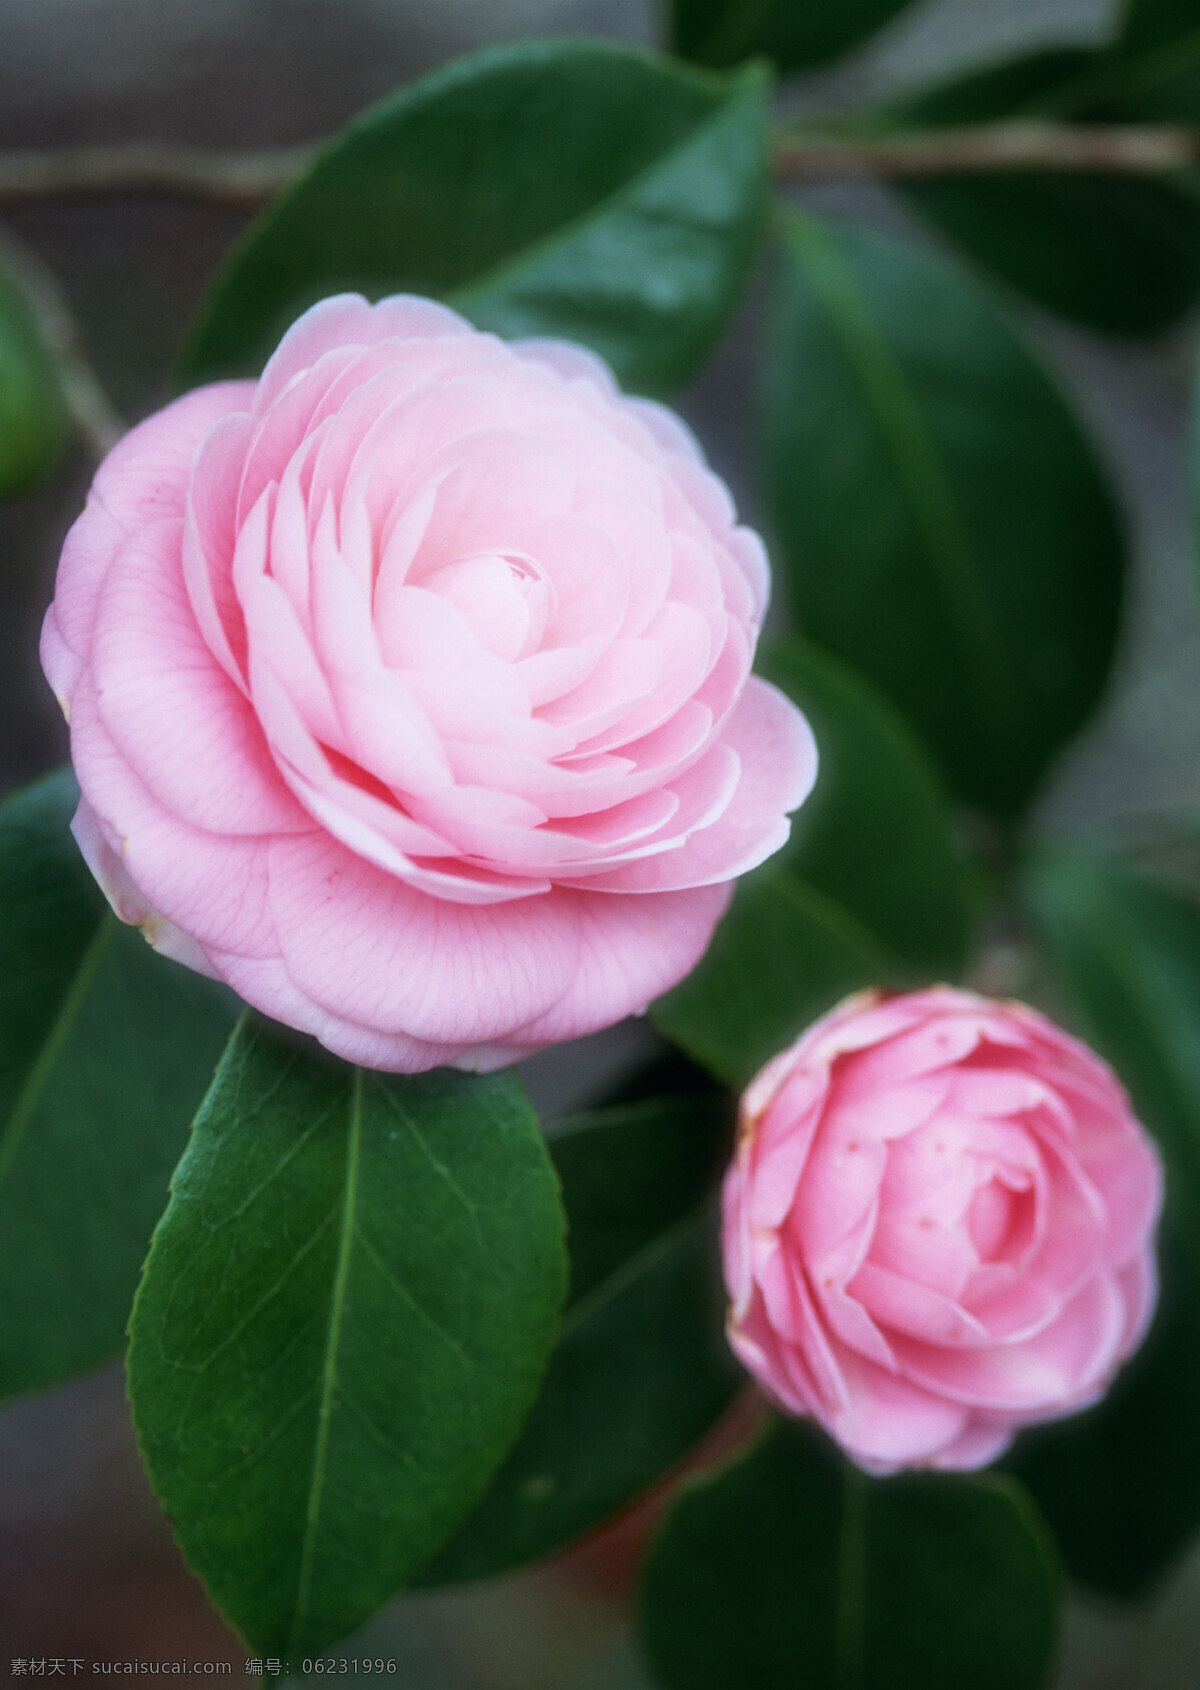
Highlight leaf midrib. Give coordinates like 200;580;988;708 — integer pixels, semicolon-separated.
783;214;1020;753
287;1068;364;1652
0;912;113;1190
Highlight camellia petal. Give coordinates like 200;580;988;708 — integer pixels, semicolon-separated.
92;520;308;836
503;879;733;1051
722;987;1163;1473
69;676;280;962
41;293;815;1072
565;679;817;892
52;384;254;678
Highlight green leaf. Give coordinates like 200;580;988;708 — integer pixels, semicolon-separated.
181;41;769;398
763;210;1126;818
890;46;1095;123
652;638;975;1086
1114;0;1200;63
0;768;236;1399
1023;847;1200;1240
888;47;1200;337
0;262;67;498
654;871;887;1088
668;0;920;75
1106;7;1200;127
758;639;976;976
901;174;1200;340
127;1017;566;1654
417;1089;740;1584
1012;846;1200;1593
1006;1217;1200;1598
640;1419;1062;1690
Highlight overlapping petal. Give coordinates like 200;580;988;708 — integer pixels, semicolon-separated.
722;987;1163;1473
43;293;814;1071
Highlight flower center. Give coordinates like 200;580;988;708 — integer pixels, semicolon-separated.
422;550;552;661
967;1171;1035;1265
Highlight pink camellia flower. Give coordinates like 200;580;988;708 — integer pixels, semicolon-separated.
41;294;816;1072
722;986;1162;1473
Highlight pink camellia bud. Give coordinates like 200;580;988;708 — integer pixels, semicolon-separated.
40;294;817;1074
721;986;1163;1473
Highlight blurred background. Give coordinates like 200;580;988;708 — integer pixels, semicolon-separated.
3;1;1200;1683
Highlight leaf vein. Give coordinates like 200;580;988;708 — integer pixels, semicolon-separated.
336;1385;426;1475
164;1203;341;1377
221;1108;334;1223
785;215;1019;747
287;1071;363;1653
357;1231;476;1378
204;1385;321;1491
376;1087;487;1245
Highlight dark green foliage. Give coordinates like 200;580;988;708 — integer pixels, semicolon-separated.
127;1018;566;1653
653;639;975;1084
763;211;1125;817
181;41;769;397
890;37;1200;335
419;1090;740;1582
1007;1220;1200;1598
0;262;68;497
640;1420;1062;1690
0;770;236;1398
669;0;920;75
1011;849;1200;1593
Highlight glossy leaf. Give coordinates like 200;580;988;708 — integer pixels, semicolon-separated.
757;639;976;975
668;0;919;75
1023;848;1200;1237
901;174;1200;339
417;1089;740;1584
652;638;975;1085
127;1018;566;1654
1012;847;1200;1593
182;40;769;397
889;46;1200;337
653;870;887;1088
764;211;1126;817
1007;1218;1200;1598
0;768;236;1399
640;1419;1062;1690
0;262;67;498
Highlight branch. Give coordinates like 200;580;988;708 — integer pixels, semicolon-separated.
0;141;317;206
0;121;1195;210
775;120;1200;180
0;224;124;458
